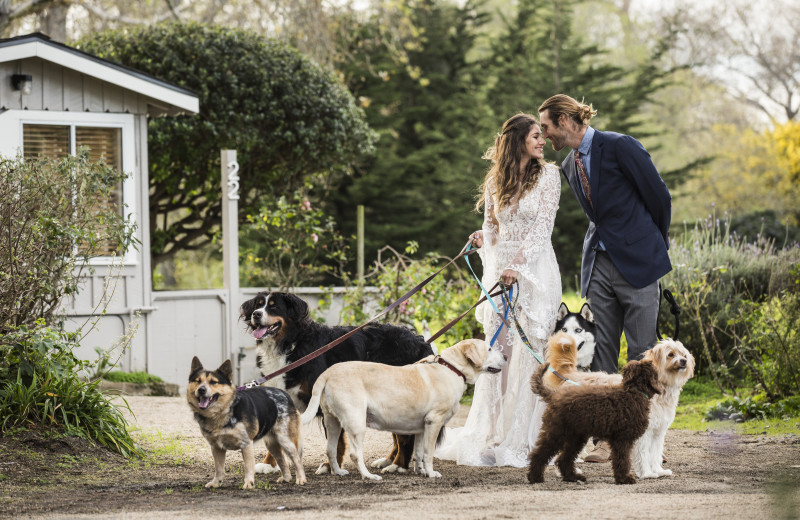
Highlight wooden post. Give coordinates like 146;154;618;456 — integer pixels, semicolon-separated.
357;204;365;282
221;150;240;372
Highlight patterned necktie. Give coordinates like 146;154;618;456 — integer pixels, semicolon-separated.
575;151;593;209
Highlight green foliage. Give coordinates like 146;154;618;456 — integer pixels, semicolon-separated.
241;191;350;289
663;213;800;394
704;395;800;423
733;291;800;399
338;243;481;351
77;22;376;272
330;0;490;266
102;371;164;384
0;327;142;457
0;153;138;332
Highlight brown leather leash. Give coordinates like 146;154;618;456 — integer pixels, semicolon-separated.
238;244;479;389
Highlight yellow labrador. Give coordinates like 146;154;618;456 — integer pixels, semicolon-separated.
301;338;506;480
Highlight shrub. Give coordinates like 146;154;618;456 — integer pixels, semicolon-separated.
662;212;800;392
0;154;140;457
0;327;142;457
704;395;800;423
0;153;138;332
732;290;800;399
241;191;350;290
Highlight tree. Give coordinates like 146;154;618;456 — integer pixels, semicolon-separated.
675;121;800;229
78;23;375;272
329;0;492;262
665;0;800;122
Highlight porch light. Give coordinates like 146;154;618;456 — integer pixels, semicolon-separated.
11;74;33;95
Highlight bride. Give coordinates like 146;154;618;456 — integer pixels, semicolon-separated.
436;113;561;468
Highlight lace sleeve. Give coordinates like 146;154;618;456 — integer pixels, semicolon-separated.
506;165;560;271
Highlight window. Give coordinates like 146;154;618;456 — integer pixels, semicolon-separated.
0;111;136;264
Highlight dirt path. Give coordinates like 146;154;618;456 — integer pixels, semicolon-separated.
1;395;799;519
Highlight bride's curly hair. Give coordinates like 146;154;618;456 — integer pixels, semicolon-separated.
476;113;545;213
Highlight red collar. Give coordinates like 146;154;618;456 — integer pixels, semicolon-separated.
436;356;466;383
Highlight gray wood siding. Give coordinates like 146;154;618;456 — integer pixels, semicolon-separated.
0;57;154;114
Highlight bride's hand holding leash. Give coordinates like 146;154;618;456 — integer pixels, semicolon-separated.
501;269;518;286
469;231;484;248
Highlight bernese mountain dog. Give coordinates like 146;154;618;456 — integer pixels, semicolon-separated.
240;291;435;474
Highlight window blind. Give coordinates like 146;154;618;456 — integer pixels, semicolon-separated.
22;124;125;257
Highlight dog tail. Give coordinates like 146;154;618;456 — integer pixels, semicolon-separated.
301;375;326;426
529;362;553;401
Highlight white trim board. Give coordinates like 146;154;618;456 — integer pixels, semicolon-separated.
0;40;199;114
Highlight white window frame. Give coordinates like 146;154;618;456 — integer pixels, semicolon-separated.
0;110;137;265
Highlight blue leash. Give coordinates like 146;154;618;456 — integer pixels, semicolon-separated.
462;239;579;385
498;283;580;386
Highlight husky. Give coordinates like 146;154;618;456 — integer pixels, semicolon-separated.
553;302;597;370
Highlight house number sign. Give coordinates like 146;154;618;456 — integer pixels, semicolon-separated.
227;160;240;200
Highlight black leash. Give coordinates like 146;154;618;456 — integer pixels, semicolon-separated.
656;286;681;341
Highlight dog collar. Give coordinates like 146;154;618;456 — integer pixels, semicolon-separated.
435;355;466;383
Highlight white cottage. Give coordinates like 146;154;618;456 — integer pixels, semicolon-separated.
0;33;206;385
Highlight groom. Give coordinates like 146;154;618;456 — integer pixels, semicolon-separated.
538;94;672;461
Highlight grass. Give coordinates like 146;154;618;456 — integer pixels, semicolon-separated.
129;429;195;467
673;378;800;435
103;371;164;384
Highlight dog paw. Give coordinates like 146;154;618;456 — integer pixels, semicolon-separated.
333;468;349;476
315;463;331;475
380;464;400;474
295;476;307;485
241;480;255;490
615;475;637;485
362;472;382;481
527;474;544;484
254;463;279;474
427;470;442;478
204;479;221;489
639;471;659;479
371;457;391;469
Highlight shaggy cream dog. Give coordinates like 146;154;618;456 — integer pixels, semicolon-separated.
537;335;695;478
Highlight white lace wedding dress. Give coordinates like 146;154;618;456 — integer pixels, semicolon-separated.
436;163;562;467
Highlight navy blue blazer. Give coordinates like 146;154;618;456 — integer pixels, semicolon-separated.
561;129;672;296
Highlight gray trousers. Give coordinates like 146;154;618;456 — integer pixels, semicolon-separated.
587;251;660;374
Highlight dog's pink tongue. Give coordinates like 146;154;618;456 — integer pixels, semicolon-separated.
198;396;213;409
253;327;269;339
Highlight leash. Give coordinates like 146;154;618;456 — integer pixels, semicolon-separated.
461;241;577;387
426;283;503;345
498;283;580;386
656;285;681;341
238;242;479;390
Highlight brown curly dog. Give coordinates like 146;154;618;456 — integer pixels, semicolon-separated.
527;359;660;485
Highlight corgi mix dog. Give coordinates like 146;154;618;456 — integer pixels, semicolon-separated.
187;357;306;489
